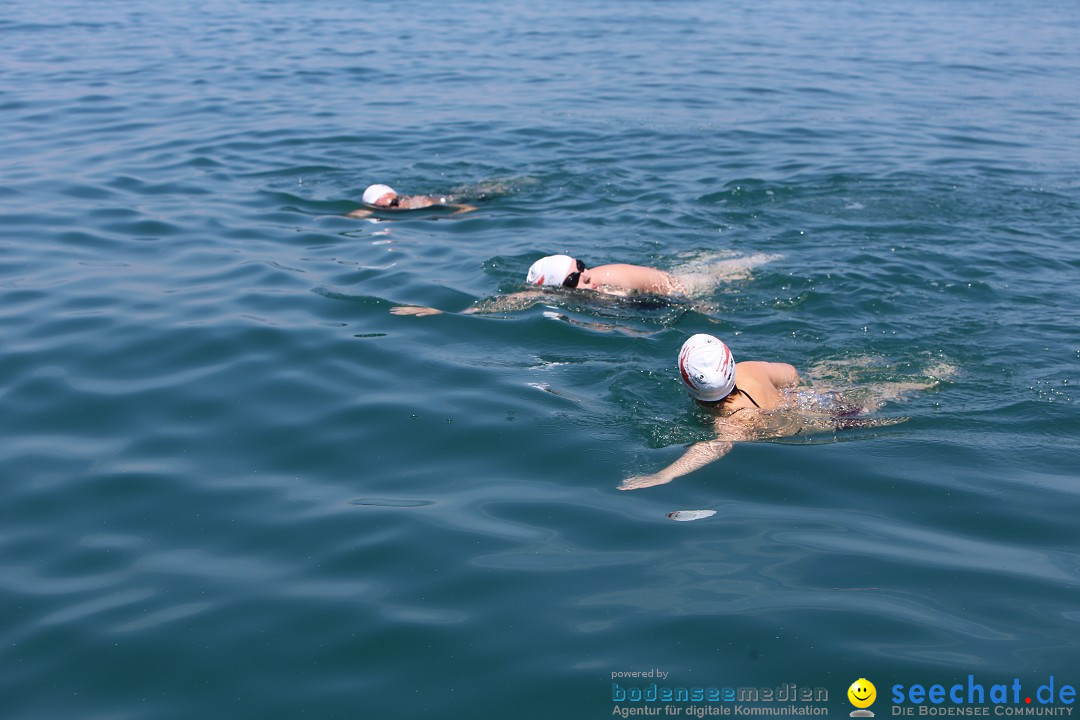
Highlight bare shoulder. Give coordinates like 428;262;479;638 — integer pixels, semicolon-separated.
737;360;798;387
765;361;800;387
736;360;775;372
735;360;779;383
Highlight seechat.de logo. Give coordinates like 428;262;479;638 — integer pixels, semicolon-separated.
849;678;878;718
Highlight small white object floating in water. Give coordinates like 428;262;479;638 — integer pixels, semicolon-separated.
666;509;716;522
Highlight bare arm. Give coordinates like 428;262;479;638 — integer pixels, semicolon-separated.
620;413;756;490
619;439;734;490
391;305;450;317
391;290;549;317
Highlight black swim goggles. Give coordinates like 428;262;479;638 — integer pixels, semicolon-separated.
563;259;587;288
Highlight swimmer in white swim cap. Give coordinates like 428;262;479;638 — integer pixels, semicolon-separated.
348;183;476;217
362;184;397;206
619;334;942;490
524;254;686;295
390;251;780;317
390;253;692;318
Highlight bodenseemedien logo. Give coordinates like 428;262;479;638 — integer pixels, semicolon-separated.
849;679;877;717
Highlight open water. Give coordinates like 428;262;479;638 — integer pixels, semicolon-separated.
2;1;1079;718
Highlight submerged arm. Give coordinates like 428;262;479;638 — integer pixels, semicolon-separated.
391;290;549;317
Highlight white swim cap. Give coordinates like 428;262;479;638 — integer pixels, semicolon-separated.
526;255;575;286
362;184;396;204
678;334;736;402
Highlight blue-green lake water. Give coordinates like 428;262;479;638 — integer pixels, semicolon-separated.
2;1;1079;718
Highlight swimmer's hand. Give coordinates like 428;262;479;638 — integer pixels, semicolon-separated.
347;208;374;218
619;473;673;491
390;305;444;317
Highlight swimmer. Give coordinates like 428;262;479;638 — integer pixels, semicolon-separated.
391;253;776;317
524;254;685;296
619;334;930;490
347;184;476;218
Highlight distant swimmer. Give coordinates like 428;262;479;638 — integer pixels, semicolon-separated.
347;184;476;218
619;334;939;490
391;252;779;317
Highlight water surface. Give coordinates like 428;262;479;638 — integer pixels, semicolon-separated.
2;1;1079;718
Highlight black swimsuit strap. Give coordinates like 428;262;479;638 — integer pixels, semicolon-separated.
735;386;761;409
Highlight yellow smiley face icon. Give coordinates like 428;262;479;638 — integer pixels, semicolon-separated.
848;679;877;709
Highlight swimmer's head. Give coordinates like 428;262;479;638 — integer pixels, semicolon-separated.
678;334;736;402
527;255;576;286
363;184;397;206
